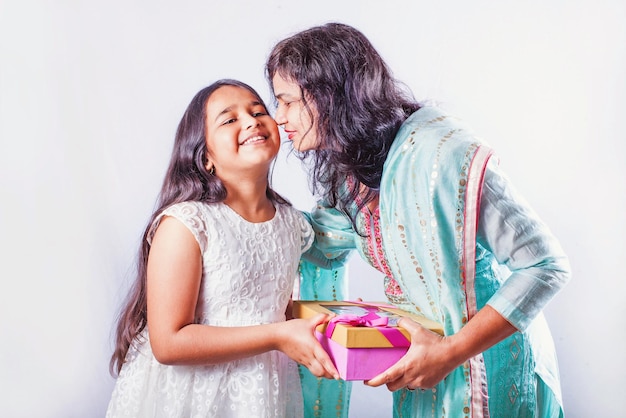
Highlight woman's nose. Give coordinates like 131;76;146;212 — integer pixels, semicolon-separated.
274;106;286;125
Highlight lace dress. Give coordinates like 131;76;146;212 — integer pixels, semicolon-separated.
106;201;313;418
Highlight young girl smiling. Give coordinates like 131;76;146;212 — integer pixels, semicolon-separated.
107;79;338;417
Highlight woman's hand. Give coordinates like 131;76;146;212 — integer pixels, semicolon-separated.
276;313;340;380
365;305;517;391
365;318;456;391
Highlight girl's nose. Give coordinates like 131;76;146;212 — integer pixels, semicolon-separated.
244;114;261;129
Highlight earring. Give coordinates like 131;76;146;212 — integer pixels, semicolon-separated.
207;166;215;175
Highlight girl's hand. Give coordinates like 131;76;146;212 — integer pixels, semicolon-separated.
277;313;340;380
364;317;454;391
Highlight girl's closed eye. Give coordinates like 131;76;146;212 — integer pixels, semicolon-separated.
251;104;269;117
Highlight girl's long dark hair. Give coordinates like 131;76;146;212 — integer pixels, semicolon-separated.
110;79;287;375
266;22;420;231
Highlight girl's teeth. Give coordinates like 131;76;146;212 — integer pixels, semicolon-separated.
242;136;264;145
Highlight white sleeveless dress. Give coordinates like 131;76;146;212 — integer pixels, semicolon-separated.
106;201;312;418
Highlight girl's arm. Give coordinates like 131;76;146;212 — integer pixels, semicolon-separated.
146;216;339;380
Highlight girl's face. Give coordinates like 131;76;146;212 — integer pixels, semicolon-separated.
272;73;320;151
204;85;280;179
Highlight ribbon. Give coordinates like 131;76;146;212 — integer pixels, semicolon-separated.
325;306;410;347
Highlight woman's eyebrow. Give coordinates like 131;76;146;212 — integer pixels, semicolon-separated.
275;92;298;101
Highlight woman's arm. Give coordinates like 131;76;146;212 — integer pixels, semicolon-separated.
146;216;339;379
477;161;571;330
366;305;516;390
300;205;355;269
367;162;571;390
297;204;355;301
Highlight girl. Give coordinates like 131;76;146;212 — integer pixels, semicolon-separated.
267;23;570;417
107;79;338;418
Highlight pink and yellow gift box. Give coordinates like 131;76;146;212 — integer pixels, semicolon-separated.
293;300;444;381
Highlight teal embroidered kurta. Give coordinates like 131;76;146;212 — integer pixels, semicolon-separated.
298;107;570;417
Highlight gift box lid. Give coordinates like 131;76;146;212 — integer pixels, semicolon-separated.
293;300;444;348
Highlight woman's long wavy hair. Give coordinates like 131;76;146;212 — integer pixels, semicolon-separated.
266;22;421;232
109;79;287;376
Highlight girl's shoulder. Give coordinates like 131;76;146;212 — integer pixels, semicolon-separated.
158;200;224;222
275;203;314;253
148;201;223;250
161;200;218;214
275;201;299;216
276;202;310;224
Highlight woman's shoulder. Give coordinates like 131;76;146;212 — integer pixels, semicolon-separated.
384;106;490;182
402;106;470;132
393;106;484;151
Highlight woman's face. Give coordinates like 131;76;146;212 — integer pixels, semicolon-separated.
271;73;320;151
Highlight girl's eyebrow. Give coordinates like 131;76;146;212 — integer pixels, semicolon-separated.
213;106;234;123
214;101;265;122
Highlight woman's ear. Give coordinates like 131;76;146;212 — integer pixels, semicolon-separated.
205;160;215;175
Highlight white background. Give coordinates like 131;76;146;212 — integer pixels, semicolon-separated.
1;1;624;417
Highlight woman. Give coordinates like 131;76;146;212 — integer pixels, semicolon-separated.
266;23;570;417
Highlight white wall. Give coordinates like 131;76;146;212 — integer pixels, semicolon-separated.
1;1;623;417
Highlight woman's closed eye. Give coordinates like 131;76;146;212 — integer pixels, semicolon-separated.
277;98;300;109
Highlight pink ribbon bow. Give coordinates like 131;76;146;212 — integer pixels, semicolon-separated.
325;306;410;347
